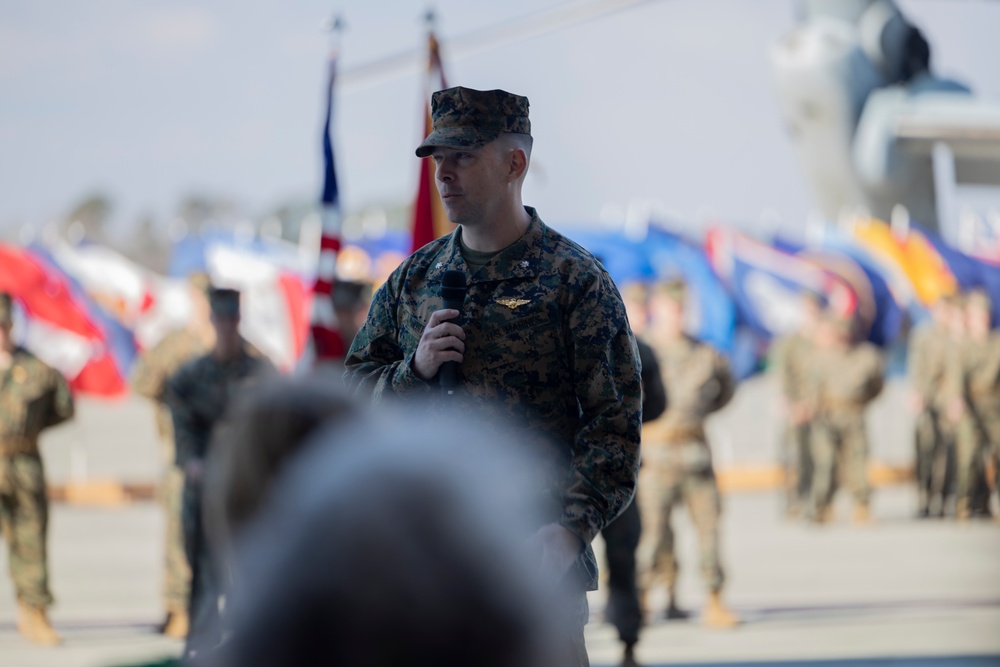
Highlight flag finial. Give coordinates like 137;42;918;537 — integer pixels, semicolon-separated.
321;14;345;33
423;8;437;30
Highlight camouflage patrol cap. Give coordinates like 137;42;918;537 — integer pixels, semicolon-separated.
620;282;649;304
415;87;530;158
209;288;240;318
331;280;372;310
0;292;12;326
652;278;687;303
801;291;825;309
965;288;992;313
187;272;212;297
821;311;855;336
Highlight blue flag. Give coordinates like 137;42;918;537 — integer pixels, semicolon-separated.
921;228;1000;326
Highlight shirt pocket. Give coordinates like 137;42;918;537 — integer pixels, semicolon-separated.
475;310;562;389
398;312;428;356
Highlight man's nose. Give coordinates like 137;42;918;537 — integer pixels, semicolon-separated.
435;160;454;182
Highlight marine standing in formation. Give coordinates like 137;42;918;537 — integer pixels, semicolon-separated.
804;314;884;524
770;293;822;518
944;290;1000;519
167;288;273;655
130;274;214;638
908;296;954;518
601;283;667;667
345;86;642;667
0;292;74;645
637;279;739;629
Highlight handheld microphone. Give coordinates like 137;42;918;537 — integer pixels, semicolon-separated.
438;270;467;394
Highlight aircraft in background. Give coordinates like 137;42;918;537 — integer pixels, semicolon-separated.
771;0;1000;239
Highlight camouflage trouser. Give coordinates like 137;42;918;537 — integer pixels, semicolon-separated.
636;442;724;595
954;417;984;515
914;409;953;515
810;412;870;517
600;495;641;645
781;421;813;514
0;454;53;608
162;464;191;612
955;403;1000;515
990;415;1000;500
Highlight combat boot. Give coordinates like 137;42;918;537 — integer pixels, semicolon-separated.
17;602;60;645
162;608;190;639
663;587;688;621
701;592;739;629
853;504;871;524
621;641;640;667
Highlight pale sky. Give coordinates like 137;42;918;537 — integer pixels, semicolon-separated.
1;0;998;235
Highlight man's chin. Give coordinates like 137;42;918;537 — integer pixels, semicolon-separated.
442;206;466;226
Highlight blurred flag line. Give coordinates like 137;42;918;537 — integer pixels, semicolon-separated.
1;211;998;396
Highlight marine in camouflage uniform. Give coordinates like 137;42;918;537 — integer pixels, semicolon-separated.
637;280;738;629
131;275;213;637
769;293;822;518
805;315;884;523
600;335;666;664
167;289;273;656
0;292;73;645
345;87;642;667
907;297;955;518
943;290;999;519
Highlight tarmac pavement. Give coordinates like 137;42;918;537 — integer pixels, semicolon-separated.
1;486;997;667
1;379;998;666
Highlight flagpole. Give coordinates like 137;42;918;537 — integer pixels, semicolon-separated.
307;14;346;367
410;11;450;253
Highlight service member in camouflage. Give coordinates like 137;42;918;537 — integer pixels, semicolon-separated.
944;290;999;519
600;283;666;667
907;296;955;518
637;279;739;629
769;293;822;518
131;274;214;638
167;288;273;656
805;314;884;523
344;86;642;667
0;292;74;645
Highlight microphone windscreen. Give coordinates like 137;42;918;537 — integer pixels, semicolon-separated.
441;270;467;302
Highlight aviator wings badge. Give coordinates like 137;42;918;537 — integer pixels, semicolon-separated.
496;297;531;310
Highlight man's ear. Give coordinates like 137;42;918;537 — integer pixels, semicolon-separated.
508;147;528;182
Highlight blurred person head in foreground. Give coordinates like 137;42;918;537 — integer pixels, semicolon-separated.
205;406;562;667
203;375;360;554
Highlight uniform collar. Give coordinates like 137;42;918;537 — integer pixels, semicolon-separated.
424;207;546;285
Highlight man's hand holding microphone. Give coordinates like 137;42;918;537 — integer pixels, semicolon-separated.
413;270;467;394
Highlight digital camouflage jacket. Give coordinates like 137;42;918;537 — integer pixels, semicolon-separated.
345;208;642;589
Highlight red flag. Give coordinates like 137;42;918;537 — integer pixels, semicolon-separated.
410;32;451;254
